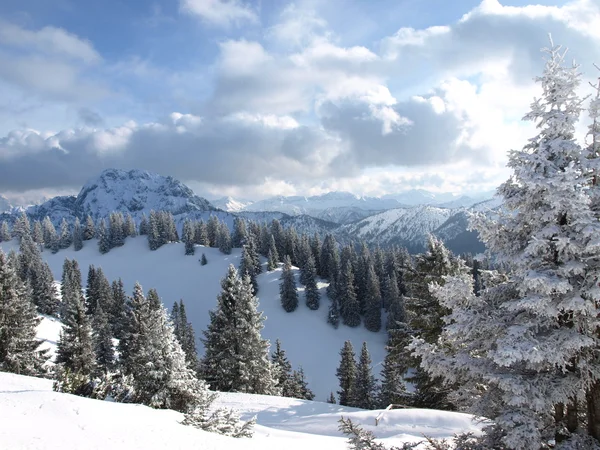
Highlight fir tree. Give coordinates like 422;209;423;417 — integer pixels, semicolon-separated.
172;300;199;371
327;284;340;329
379;326;410;408
109;212;125;248
58;218;71;249
352;342;377;409
30;260;59;316
0;221;11;242
98;219;110;254
239;243;259;295
339;261;360;328
201;253;208;266
120;282;211;411
303;254;320;310
194;221;208;246
0;252;46;375
56;274;95;376
336;340;357;407
292;367;314;401
207;216;220;247
384;274;405;331
217;222;232;255
32;220;43;244
363;265;382;332
279;255;298;313
138;214;149;236
183;219;196;255
12;213;31;241
42;216;58;253
271;339;295;397
413;42;600;449
60;259;83;319
72;217;83;251
110;278;128;339
124;214;137;237
232;217;247;248
92;305;115;374
327;392;336;404
201;265;278;395
83;216;95;241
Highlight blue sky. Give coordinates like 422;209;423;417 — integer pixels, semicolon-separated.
0;0;598;202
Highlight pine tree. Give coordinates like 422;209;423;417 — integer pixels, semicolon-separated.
239;243;259;295
200;253;208;266
98;219;110;254
292;367;314;401
109;212;125;248
194;221;208;246
138;214;149;236
0;221;11;242
327;392;336;404
124;214;137;237
12;213;31;241
182;219;196;255
110;278;128;339
30;260;59;316
279;255;298;313
271;339;295;397
92;305;114;374
172;300;199;371
379;326;410;408
148;211;160;250
58;218;71;249
413;42;600;449
42;216;58;253
217;222;232;255
327;283;340;329
336;340;357;407
201;265;278;395
363;264;382;332
207;216;220;247
339;260;360;327
119;282;211;411
352;342;377;409
232;217;247;248
384;274;404;330
0;251;46;375
72;217;83;251
60;258;83;319
83;216;95;240
303;254;320;310
56;274;95;376
32;220;43;244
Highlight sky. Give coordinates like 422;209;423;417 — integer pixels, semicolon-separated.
0;0;599;203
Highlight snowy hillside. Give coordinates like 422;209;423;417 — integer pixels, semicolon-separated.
0;237;386;401
342;206;453;251
0;372;483;449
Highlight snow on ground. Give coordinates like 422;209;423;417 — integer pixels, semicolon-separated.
0;237;387;401
0;372;483;450
36;315;63;363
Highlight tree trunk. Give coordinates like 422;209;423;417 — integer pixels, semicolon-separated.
566;398;578;433
587;383;600;440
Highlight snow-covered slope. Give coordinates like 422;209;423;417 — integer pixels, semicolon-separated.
342;206;453;252
0;238;385;401
0;372;483;449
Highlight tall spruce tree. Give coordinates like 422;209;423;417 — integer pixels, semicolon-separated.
98;219;110;254
201;265;277;395
0;252;46;375
110;278;128;339
339;260;360;328
12;213;31;241
92;305;115;374
303;254;320;310
279;255;298;313
83;216;95;241
182;219;196;255
232;217;247;248
271;339;295;397
291;367;315;401
336;340;357;407
42;216;58;253
32;220;43;244
413;42;600;449
171;300;199;371
72;217;83;251
352;342;377;409
0;221;11;242
58;218;71;249
363;264;382;332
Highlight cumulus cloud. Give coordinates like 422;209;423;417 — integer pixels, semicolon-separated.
180;0;258;27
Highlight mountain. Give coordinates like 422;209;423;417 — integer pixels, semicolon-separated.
211;196;254;212
3;169;218;225
342;205;454;252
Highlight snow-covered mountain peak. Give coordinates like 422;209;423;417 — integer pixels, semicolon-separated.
0;195;12;213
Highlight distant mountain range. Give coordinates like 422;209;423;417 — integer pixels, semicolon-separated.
1;169;500;254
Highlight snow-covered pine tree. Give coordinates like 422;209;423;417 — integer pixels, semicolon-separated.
267;235;279;271
124;213;137;237
292;366;315;401
378;327;409;408
384;273;405;330
98;219;110;254
58;218;71;250
355;243;371;314
110;278;128;339
352;342;377;410
413;42;600;449
56;273;95;376
194;220;209;246
30;260;59;316
119;282;214;411
303;254;320;310
327;392;336;404
320;234;339;279
217;221;232;255
173;300;199;371
270;219;284;260
339;260;361;328
72;217;83;251
239;243;259;294
109;212;125;248
271;339;295;397
11;213;31;241
42;216;58;253
0;251;46;375
0;221;11;242
363;264;382;332
201;265;278;395
32;220;43;244
232;217;247;248
280;255;299;313
92;305;115;374
206;215;220;247
182;219;195;255
336;340;357;407
138;213;149;236
200;253;208;265
82;215;95;241
60;258;83;319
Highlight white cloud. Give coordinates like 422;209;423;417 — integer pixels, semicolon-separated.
180;0;258;27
